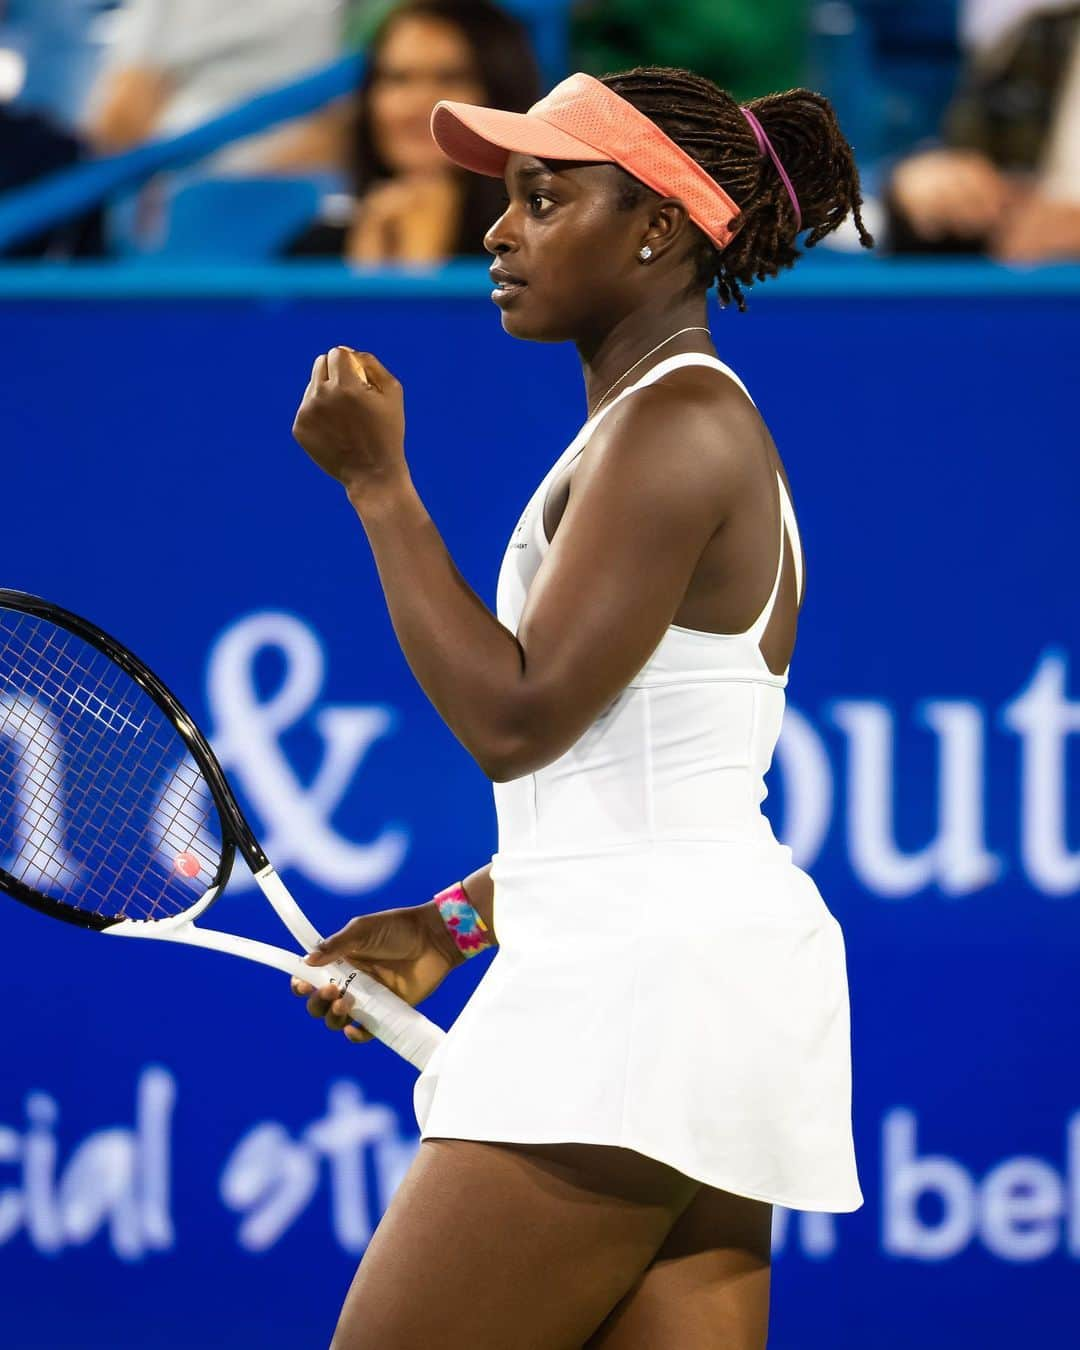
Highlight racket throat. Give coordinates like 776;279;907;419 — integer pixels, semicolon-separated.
252;864;323;952
104;905;302;980
102;865;327;977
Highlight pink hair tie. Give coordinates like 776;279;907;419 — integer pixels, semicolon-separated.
739;107;802;234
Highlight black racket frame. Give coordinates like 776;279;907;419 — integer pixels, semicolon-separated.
0;588;268;931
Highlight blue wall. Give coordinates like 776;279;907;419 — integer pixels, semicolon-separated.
1;263;1077;1348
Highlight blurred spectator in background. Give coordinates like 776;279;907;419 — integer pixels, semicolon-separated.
83;0;351;173
0;1;112;256
286;0;540;264
0;0;115;130
571;0;807;104
887;0;1080;261
0;103;105;256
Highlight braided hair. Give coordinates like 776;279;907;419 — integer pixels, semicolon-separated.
601;67;873;310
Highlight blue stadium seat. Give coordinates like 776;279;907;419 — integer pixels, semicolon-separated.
151;177;322;260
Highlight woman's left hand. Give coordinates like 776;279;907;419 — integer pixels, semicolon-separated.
346;174;461;263
292;347;408;501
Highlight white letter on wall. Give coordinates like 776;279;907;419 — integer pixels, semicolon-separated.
1002;651;1080;896
831;700;998;897
882;1108;975;1260
772;707;834;869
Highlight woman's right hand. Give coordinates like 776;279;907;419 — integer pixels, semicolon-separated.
889;148;1013;241
291;902;464;1043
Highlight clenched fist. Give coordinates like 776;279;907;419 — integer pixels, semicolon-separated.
292;347;409;503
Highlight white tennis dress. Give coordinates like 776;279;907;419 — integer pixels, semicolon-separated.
414;352;863;1213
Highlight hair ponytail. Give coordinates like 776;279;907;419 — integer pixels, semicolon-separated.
602;68;874;310
746;89;872;239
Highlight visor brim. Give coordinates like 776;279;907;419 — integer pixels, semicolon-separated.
431;101;611;177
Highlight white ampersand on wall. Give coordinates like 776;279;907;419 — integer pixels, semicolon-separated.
203;611;408;894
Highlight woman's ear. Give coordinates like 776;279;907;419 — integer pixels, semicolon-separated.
640;198;692;260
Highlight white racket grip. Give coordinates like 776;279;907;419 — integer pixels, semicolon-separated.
300;957;445;1071
253;865;445;1070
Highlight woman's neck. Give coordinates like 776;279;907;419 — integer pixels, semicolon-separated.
578;301;714;418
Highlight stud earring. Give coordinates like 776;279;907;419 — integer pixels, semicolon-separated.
638;245;653;261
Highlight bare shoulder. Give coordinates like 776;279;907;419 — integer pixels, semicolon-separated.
580;362;769;522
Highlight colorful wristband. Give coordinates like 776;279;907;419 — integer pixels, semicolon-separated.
433;881;493;958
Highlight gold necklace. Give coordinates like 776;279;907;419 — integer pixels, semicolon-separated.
588;326;712;420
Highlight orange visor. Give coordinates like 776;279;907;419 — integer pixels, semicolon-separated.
430;72;742;250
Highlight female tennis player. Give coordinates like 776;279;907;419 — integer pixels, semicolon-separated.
290;66;871;1349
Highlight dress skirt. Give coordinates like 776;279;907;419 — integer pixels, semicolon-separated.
413;838;863;1213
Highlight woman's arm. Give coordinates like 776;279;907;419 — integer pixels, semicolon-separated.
86;66;171;151
292;349;757;781
354;484;531;779
350;374;757;780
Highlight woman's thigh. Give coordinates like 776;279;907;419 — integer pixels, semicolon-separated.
329;1137;700;1350
583;1184;772;1350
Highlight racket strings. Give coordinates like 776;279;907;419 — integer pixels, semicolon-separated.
0;609;225;923
0;620;216;920
0;622;179;916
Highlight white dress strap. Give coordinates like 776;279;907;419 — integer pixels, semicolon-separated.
746;478;785;644
777;475;804;604
746;473;803;644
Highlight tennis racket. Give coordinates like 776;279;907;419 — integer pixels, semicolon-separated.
0;589;444;1070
